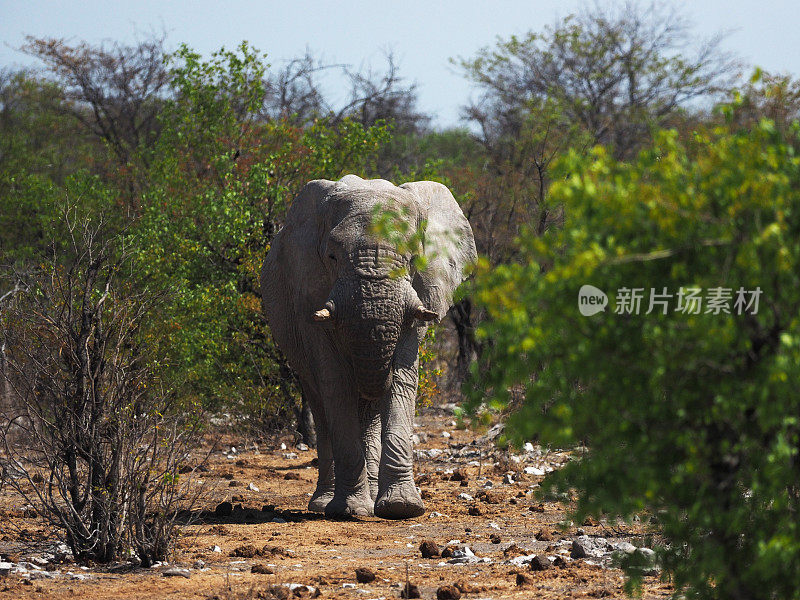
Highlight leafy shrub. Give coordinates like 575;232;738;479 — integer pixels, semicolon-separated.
470;112;800;597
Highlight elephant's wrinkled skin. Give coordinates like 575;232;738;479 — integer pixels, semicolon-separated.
261;175;476;519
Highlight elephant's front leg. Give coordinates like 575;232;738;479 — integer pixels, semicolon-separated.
298;379;336;513
322;377;374;517
374;330;425;519
359;397;381;502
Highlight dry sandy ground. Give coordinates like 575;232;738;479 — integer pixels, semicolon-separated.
0;409;674;599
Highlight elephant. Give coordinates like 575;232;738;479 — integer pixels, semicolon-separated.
261;175;476;519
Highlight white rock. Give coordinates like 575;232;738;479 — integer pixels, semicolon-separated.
615;542;636;554
281;442;287;450
524;466;546;476
488;522;500;530
457;493;474;501
297;443;309;451
343;583;357;589
523;442;535;452
0;563;13;575
248;483;260;492
211;545;222;553
282;452;298;460
441;431;451;439
162;568;191;578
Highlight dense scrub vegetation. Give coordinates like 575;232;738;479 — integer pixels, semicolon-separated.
1;4;799;596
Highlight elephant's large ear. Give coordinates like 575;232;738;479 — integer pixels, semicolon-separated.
400;181;477;320
261;179;336;378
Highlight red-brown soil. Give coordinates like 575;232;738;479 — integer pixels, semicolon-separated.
0;409;673;599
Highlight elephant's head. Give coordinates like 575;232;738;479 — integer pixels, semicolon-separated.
310;184;438;399
261;175;477;398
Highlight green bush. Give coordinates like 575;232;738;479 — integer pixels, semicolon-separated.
470;113;800;597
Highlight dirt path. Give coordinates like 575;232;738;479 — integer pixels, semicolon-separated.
0;409;673;599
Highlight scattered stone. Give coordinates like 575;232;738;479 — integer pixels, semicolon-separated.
419;540;440;559
571;540;589;559
523;442;535;453
211;545;222;553
282;453;298;460
454;581;486;594
436;584;461;600
441;431;451;439
450;469;468;482
252;564;274;574
231;544;259;558
267;585;291;600
214;501;233;517
228;480;239;487
485;423;504;440
284;472;301;480
524;466;546;476
516;572;532;586
297;443;309;451
481;490;504;504
0;562;13;575
420;489;433;500
503;473;515;484
535;528;552;541
440;546;454;558
503;544;527;558
162;568;191;578
529;503;545;513
354;567;375;583
457;492;473;502
552;556;569;568
342;583;356;589
248;482;260;492
583;516;598;526
615;541;636;554
400;583;421;598
467;505;482;516
489;534;501;544
529;555;552;571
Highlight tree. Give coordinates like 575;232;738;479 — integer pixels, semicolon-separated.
136;43;390;438
470;105;800;598
458;3;737;160
21;34;171;200
446;3;739;387
1;208;200;566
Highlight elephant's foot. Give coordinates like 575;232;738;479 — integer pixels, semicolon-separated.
324;490;374;518
374;481;425;519
307;489;335;513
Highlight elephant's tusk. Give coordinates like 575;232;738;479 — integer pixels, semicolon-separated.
313;308;331;321
414;306;438;321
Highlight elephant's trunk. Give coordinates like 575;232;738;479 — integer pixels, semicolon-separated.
323;248;427;400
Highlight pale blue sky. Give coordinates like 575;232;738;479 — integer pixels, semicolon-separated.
1;1;797;128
